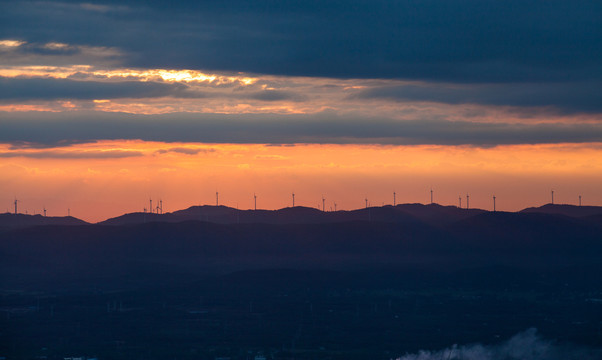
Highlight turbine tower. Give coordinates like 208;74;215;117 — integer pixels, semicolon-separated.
334;202;337;211
365;197;368;209
393;192;396;206
579;195;582;207
43;206;47;217
322;196;325;212
216;191;219;206
254;193;257;211
430;188;433;204
551;190;554;205
458;196;462;208
149;198;153;214
14;198;18;215
292;192;295;207
466;194;469;210
68;208;70;217
493;195;496;212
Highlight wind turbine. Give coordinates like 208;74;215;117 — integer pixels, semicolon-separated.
493;195;496;212
292;192;295;207
254;193;257;211
393;191;396;206
14;198;18;215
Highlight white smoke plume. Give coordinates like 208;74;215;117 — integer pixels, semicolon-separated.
394;328;601;360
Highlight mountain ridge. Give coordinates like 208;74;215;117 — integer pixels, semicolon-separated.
1;203;601;229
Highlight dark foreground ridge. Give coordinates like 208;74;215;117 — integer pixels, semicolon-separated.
0;213;88;229
1;204;601;360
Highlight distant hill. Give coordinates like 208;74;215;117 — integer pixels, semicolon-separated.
0;213;88;229
5;203;602;230
98;203;483;226
394;203;486;226
99;211;169;226
520;203;602;218
99;204;423;226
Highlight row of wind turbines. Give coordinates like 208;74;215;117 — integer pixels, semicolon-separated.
7;189;585;218
9;198;70;217
203;188;582;213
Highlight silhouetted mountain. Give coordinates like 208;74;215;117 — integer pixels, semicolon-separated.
99;203;478;226
171;205;334;224
520;203;602;217
99;211;169;225
394;203;486;226
0;212;88;229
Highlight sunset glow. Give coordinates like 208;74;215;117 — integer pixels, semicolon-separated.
1;140;600;222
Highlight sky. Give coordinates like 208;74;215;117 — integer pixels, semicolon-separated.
0;0;601;222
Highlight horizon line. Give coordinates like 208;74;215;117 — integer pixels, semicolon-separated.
2;202;597;224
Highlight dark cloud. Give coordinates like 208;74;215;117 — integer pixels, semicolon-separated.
353;81;602;114
0;149;143;159
155;147;215;155
1;0;599;84
7;140;92;150
1;110;601;147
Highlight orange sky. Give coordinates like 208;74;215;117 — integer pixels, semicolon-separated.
1;141;600;222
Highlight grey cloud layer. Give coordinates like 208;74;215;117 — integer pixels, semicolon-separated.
155;147;215;155
0;149;143;159
354;82;602;114
0;77;185;100
1;111;601;147
1;77;597;114
0;77;302;102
